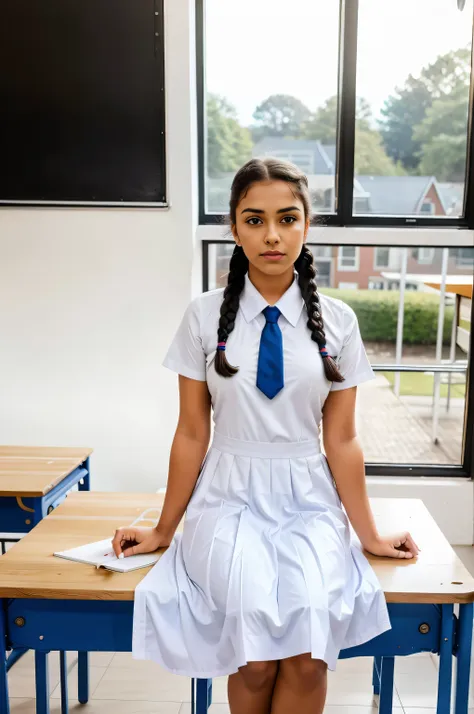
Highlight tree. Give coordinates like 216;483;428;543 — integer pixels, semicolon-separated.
414;81;469;181
380;48;471;173
303;95;372;142
252;94;312;140
207;94;252;177
355;131;405;176
303;95;402;175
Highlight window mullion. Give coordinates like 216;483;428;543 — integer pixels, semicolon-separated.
335;0;359;225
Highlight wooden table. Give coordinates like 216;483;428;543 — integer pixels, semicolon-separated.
0;446;92;551
0;493;473;714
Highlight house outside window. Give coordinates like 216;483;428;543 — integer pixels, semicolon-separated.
337;246;359;271
417;248;435;264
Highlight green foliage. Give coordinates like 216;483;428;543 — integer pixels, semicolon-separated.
379;48;471;177
252;94;312;140
414;82;469;181
301;95;401;175
320;289;454;345
207;94;252;178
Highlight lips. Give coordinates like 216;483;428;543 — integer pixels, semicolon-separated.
262;251;284;256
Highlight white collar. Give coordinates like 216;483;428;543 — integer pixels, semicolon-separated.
240;273;305;327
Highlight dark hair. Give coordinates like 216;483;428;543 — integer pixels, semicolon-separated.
214;157;344;384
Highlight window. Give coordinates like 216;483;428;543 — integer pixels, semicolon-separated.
375;247;390;270
337;246;359;271
199;0;474;227
203;241;473;473
417;248;435;265
420;201;435;215
354;0;473;221
198;1;474;479
200;0;340;217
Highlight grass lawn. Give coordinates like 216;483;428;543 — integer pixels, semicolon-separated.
382;371;466;398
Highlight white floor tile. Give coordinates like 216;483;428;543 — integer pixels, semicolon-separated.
326;674;402;707
50;664;108;700
50;702;181;714
9;700;35;714
92;666;191;702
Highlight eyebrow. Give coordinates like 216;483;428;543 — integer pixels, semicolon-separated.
240;206;301;215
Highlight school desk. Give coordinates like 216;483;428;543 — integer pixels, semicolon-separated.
0;446;93;552
0;492;473;714
0;446;92;674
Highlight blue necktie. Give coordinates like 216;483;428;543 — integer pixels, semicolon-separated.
256;306;284;399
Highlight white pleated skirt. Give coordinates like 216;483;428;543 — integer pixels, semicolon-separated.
132;433;391;677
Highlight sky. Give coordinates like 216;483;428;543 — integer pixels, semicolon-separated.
205;0;474;126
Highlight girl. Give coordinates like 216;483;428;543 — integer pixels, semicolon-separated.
113;158;419;714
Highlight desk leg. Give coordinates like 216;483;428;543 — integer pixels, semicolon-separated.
196;679;212;714
455;602;473;714
78;652;89;704
0;601;10;714
373;656;382;696
437;604;454;714
34;651;50;714
59;652;68;714
378;657;394;714
78;458;91;491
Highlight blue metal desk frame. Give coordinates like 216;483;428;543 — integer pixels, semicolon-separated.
1;457;91;680
0;457;91;543
0;599;472;714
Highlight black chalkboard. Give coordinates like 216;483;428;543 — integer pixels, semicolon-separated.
0;0;166;205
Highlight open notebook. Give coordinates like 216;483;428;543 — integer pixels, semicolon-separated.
54;538;162;572
53;507;163;573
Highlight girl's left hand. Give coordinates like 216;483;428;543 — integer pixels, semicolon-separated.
364;532;420;559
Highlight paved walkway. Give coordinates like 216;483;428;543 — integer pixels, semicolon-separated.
356;375;463;465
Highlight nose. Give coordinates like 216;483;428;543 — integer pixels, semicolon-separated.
264;222;281;246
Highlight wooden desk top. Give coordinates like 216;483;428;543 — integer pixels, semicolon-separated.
0;492;473;604
0;446;93;497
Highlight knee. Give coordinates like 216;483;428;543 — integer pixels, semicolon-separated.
238;660;278;693
280;654;327;692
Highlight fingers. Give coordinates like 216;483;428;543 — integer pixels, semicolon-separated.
112;528;126;557
112;528;138;558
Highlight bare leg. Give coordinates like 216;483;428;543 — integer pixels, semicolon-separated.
228;661;279;714
270;653;327;714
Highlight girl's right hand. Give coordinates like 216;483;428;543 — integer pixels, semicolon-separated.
111;526;173;558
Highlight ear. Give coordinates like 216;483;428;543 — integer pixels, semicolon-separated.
231;223;241;246
303;217;310;242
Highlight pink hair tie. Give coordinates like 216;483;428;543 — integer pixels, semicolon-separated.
217;342;226;352
319;345;329;358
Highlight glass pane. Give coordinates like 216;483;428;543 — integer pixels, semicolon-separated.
203;0;340;215
205;242;473;465
357;370;466;464
354;0;473;217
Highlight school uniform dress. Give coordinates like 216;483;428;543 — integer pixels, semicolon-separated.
132;274;391;677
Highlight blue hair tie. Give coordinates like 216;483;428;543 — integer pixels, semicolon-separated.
217;342;226;351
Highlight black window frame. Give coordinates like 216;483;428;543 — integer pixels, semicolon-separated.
196;0;474;228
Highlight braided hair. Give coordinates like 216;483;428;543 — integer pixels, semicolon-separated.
214;157;344;384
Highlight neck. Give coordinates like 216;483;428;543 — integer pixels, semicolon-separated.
247;265;295;305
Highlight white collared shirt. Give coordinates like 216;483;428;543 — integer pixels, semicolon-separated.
163;274;374;443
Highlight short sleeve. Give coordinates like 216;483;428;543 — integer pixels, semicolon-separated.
162;298;207;381
330;305;375;391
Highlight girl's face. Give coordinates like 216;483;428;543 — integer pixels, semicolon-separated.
231;180;310;279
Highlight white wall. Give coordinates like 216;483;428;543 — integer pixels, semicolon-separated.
0;0;197;492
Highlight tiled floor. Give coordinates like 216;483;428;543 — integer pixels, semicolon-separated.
5;647;474;713
5;550;474;713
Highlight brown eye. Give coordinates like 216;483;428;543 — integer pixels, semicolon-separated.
246;217;263;225
281;215;297;224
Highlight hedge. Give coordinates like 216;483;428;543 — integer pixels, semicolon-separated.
320;289;454;345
